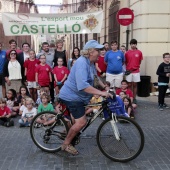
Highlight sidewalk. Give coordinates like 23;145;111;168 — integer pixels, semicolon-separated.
137;95;170;104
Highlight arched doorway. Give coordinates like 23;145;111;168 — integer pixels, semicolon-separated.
108;0;120;43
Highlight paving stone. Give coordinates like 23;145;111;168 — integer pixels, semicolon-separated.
0;100;170;169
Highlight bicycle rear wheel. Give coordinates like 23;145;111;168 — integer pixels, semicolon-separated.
96;116;144;162
30;111;69;153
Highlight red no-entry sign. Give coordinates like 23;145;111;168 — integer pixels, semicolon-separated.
116;8;134;26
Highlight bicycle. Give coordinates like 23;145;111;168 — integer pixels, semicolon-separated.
30;98;145;162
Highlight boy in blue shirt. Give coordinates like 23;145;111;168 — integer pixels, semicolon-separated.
105;41;124;89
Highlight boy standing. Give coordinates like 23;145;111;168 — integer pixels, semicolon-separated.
156;53;170;111
105;41;124;89
95;47;107;82
125;39;143;103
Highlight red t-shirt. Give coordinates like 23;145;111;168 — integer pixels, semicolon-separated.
125;49;143;73
35;64;51;86
96;56;107;76
0;106;11;116
53;66;69;82
24;59;40;81
116;88;134;98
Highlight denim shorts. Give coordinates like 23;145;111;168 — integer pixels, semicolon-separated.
59;98;85;119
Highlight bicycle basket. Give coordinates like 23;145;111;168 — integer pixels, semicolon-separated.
103;96;129;119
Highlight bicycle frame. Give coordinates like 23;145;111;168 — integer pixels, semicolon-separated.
81;107;104;133
43;100;116;140
77;101;121;142
78;101;110;134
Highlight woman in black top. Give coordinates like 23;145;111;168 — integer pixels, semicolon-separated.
53;40;68;67
3;50;24;93
67;47;80;70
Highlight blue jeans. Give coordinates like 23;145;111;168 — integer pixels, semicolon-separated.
59;98;85;119
18;119;30;127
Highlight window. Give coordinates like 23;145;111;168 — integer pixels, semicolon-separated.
108;0;120;43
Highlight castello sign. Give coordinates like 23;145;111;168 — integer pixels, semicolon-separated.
2;11;103;35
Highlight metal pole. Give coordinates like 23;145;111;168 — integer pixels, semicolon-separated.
126;0;130;50
126;29;130;50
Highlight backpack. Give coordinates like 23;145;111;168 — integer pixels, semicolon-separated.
103;96;129;119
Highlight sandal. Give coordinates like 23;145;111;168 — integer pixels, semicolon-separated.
61;144;79;155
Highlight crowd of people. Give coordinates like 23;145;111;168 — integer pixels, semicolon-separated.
0;38;142;126
0;38;169;154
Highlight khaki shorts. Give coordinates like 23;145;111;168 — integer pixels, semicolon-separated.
106;73;123;88
27;81;37;88
126;73;141;82
6;79;22;93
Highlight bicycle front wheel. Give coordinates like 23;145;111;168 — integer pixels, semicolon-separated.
30;111;69;153
96;116;144;162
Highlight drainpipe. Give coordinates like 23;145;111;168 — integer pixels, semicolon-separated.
126;0;130;50
104;0;107;42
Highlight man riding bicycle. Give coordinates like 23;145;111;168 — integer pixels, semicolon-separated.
59;40;112;155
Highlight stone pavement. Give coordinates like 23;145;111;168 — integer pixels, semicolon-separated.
0;96;170;170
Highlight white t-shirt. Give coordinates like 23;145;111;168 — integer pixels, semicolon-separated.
22;107;37;118
20;105;27;112
8;60;22;80
24;52;29;61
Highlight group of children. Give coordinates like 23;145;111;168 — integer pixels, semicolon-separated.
85;79;137;119
0;79;136;128
0;85;62;127
24;50;70;102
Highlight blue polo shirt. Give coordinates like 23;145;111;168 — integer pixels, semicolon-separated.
59;56;96;104
0;50;7;74
105;50;124;74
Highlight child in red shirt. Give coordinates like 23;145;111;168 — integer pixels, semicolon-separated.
95;47;107;82
53;57;69;95
24;50;40;102
35;54;52;93
116;80;137;108
0;98;14;127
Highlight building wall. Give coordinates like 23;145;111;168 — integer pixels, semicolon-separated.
0;0;38;50
68;0;170;83
69;0;112;53
120;0;170;82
